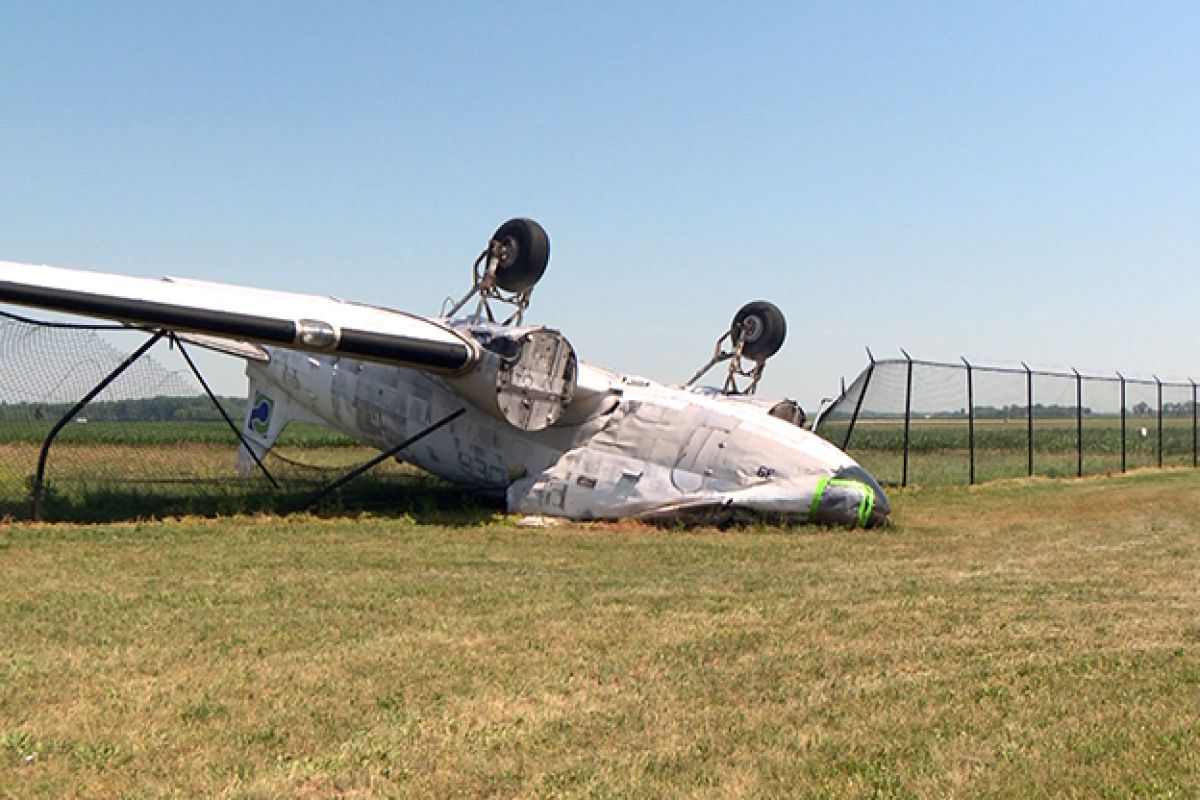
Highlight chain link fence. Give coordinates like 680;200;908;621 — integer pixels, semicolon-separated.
0;312;477;521
814;352;1198;487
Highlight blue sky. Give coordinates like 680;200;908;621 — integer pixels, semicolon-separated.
3;2;1198;403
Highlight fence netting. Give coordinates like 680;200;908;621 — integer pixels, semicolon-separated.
815;356;1198;487
0;313;476;521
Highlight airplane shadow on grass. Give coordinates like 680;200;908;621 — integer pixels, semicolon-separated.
8;473;502;525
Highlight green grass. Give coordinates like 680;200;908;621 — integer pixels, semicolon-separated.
0;431;483;523
3;470;1199;797
0;450;488;523
821;417;1200;487
0;420;357;446
1;415;1194;524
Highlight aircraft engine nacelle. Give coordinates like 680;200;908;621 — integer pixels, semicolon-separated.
446;325;578;432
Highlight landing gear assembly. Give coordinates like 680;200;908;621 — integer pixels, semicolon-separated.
687;300;787;395
444;218;551;326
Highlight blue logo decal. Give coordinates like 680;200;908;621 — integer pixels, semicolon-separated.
248;392;274;437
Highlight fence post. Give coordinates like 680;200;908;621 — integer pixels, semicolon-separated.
962;356;975;485
902;349;913;488
1023;362;1033;478
33;330;165;521
1155;376;1163;469
841;348;876;450
1192;379;1197;469
1118;372;1126;473
1074;368;1083;478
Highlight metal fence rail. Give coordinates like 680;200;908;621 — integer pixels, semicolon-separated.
814;351;1199;487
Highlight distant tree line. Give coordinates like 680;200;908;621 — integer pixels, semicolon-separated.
1158;402;1198;417
974;404;1091;419
922;402;1197;419
0;396;245;422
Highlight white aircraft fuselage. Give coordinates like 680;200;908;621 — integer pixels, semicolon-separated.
245;340;889;525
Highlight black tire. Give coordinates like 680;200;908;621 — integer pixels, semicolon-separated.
490;218;550;292
731;300;786;361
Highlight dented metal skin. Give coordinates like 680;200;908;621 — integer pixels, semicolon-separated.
240;344;890;527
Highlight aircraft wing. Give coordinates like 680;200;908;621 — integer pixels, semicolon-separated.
0;259;580;432
0;260;476;373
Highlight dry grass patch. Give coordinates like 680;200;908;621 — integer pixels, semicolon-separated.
2;471;1199;797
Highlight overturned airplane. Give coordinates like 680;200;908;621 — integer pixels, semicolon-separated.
0;219;889;525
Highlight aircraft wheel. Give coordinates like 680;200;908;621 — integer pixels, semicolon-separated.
732;300;787;361
491;218;550;293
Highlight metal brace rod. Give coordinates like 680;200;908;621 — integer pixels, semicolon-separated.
292;407;466;513
169;332;278;489
33;330;166;520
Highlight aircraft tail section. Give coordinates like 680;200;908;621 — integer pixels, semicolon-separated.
236;370;321;476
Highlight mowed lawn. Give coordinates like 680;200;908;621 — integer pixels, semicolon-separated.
2;472;1199;798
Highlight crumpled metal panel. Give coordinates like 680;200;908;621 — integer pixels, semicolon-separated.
507;385;888;526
